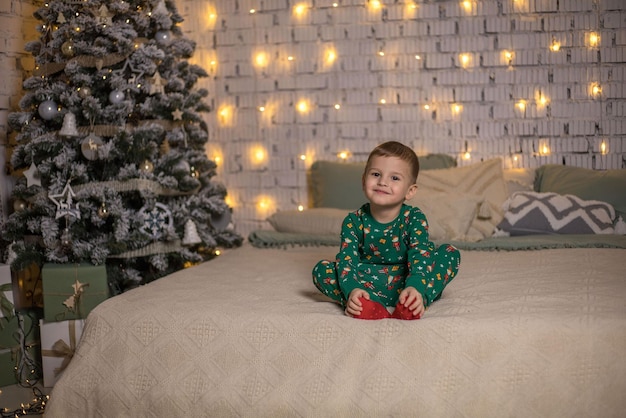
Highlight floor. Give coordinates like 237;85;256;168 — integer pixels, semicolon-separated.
0;384;50;414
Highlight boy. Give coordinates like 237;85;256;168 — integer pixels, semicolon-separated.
312;141;460;319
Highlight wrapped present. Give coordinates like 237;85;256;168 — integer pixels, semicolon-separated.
40;319;84;387
1;264;15;320
0;311;41;387
42;263;109;322
11;263;44;310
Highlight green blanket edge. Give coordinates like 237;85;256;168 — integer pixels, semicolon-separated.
248;230;626;251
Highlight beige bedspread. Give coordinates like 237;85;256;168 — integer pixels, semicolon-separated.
45;244;626;417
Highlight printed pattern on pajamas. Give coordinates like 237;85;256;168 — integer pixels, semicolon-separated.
312;203;460;309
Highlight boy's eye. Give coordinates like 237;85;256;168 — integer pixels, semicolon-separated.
371;172;380;177
392;176;400;181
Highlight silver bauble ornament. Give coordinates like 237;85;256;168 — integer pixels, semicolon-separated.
38;100;58;120
13;199;27;212
109;90;125;104
140;159;154;173
97;202;110;219
155;30;171;45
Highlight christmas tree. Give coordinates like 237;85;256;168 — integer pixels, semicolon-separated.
3;0;242;294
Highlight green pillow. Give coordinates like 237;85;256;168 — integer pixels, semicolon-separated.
308;154;457;209
534;164;626;218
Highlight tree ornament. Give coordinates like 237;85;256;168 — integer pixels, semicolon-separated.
61;40;75;57
173;159;190;173
77;86;91;98
209;209;232;232
149;71;165;95
139;202;173;239
109;90;125;104
48;182;81;219
155;30;171;45
38;100;58;120
24;162;42;187
97;202;109;219
60;228;72;248
139;159;154;173
98;4;113;26
57;13;66;24
153;0;169;16
160;139;170;155
171;108;183;120
182;219;202;246
13;198;28;212
59;112;80;137
81;133;103;160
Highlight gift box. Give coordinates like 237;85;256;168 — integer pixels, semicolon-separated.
40;319;84;387
42;263;109;322
0;311;41;387
1;264;15;320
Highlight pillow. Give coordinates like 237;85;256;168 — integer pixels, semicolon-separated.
503;168;536;196
308;154;457;210
416;158;509;241
495;191;616;236
267;193;480;241
407;192;482;241
534;165;626;218
267;208;349;235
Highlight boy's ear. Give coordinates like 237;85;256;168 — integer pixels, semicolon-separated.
404;184;418;201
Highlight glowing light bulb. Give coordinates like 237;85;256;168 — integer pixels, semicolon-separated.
287;56;294;61
516;100;526;111
300;154;306;161
540;144;550;155
249;8;256;14
600;140;608;155
463;151;471;160
588;32;600;47
415;54;421;60
423;104;430;110
259;106;266;112
539;95;548;106
325;49;337;65
379;99;386;104
254;52;268;67
215;250;221;256
550;39;561;52
591;83;602;96
461;1;473;13
334;103;341;110
338;151;349;160
294;3;307;16
459;53;470;67
297;100;309;113
378;50;385;56
452;103;462;114
297;205;304;211
369;0;382;9
253;147;267;163
332;2;338;6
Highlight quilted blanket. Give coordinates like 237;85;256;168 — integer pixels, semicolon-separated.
45;244;626;417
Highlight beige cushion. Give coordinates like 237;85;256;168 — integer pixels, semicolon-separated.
416;158;509;241
267;208;349;235
503;168;536;195
407;192;482;241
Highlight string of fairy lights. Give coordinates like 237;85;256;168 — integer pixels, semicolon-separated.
200;0;609;216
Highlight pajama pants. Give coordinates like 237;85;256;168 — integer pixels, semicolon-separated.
312;244;460;308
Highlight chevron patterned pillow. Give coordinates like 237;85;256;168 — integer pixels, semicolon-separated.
495;191;616;236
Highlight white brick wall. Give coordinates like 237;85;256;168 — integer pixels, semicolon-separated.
2;1;625;237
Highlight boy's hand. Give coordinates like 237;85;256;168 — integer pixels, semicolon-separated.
346;289;370;317
398;287;425;318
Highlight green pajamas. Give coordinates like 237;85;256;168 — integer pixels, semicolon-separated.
312;203;460;309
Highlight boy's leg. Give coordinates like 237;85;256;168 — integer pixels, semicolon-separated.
312;260;346;307
424;244;461;305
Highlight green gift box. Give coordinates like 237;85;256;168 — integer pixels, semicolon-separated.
0;312;41;387
42;263;109;322
0;263;15;320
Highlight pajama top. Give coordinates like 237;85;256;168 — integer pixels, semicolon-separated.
333;203;457;307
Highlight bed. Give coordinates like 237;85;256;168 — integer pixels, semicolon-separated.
44;159;626;417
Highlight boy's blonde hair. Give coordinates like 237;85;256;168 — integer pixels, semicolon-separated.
364;141;420;183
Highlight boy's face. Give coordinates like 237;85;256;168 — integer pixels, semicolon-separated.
362;155;417;210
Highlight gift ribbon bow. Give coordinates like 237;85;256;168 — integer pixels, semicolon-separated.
42;321;77;376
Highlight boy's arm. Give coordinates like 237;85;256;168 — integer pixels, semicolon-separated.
404;208;438;307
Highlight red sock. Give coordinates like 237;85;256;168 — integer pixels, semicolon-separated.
391;302;421;320
354;298;391;320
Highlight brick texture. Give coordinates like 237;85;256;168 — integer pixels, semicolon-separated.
2;0;625;236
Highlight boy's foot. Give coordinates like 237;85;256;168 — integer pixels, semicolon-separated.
391;303;421;320
354;298;391;320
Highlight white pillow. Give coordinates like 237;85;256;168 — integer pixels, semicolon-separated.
416;158;509;241
407;192;482;241
267;208;348;235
